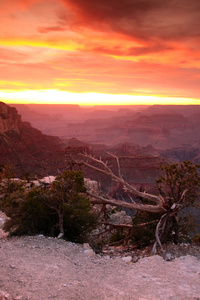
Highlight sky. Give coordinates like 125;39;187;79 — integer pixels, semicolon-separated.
0;0;200;105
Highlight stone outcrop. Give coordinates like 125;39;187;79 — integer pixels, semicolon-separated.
108;211;132;225
0;102;66;177
0;102;21;133
0;211;8;239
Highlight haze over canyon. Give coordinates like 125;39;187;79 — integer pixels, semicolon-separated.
13;103;200;161
1;101;200;193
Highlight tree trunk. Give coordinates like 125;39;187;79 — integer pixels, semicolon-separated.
58;210;64;235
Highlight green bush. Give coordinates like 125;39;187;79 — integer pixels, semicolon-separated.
4;188;57;236
2;170;98;243
62;193;98;243
192;234;200;245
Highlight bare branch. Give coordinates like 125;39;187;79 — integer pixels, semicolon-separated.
87;191;166;214
81;153;114;176
152;214;166;254
177;189;188;204
159;194;166;205
103;222;133;229
103;219;158;229
155;214;166;252
107;152;123;180
127;194;136;204
81;153;165;206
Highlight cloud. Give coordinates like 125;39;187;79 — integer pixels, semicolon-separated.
0;0;40;13
127;44;173;56
1;41;200;98
61;0;200;42
16;0;40;10
91;43;173;57
38;25;67;34
0;47;29;64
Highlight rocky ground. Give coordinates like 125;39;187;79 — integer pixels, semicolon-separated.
0;234;200;300
1;210;200;300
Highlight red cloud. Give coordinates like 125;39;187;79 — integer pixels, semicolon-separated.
91;44;173;57
1;0;40;13
38;25;67;34
17;0;40;9
60;0;200;42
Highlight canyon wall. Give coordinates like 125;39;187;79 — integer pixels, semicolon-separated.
0;102;21;133
0;102;66;177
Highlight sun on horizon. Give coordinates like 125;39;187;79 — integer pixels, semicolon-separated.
0;89;199;106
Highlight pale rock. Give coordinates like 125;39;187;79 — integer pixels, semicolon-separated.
0;291;5;300
165;253;172;261
38;234;44;238
108;211;132;225
104;255;110;260
0;212;8;233
84;249;95;257
0;218;5;229
121;256;132;264
10;265;16;269
0;229;8;239
83;243;91;250
84;178;99;192
4;294;11;300
132;256;139;263
57;233;64;239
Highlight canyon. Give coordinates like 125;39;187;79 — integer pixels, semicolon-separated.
13;103;200;163
1;101;200;194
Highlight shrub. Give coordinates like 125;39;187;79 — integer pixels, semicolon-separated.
4;188;57;236
2;170;98;243
192;234;200;245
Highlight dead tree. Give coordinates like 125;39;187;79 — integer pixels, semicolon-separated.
78;153;188;253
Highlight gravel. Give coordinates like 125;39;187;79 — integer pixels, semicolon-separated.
0;235;200;300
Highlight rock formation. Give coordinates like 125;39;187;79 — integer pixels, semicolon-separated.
0;102;21;133
0;102;66;177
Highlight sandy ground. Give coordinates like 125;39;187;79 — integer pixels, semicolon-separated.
0;235;200;300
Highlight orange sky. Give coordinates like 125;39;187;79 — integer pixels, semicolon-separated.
0;0;200;105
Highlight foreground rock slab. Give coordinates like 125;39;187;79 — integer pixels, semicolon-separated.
0;236;200;300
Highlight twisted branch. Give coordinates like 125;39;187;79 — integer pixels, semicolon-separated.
81;153;166;207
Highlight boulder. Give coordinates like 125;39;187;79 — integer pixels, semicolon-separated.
108;211;132;225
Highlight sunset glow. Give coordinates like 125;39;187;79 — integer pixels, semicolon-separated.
0;90;197;106
0;0;200;105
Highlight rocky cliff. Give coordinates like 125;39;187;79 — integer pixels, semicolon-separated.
0;102;21;133
0;102;66;177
